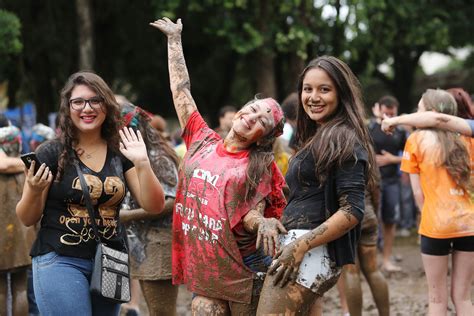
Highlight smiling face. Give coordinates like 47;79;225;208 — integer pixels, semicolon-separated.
231;100;275;144
69;84;106;135
301;68;339;124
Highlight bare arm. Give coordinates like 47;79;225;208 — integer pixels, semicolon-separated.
120;197;175;223
409;173;424;210
16;162;53;226
268;199;359;287
150;18;198;129
382;112;472;136
0;150;24;174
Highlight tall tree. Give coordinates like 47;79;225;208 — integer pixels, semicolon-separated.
349;0;474;112
76;0;94;70
0;9;22;109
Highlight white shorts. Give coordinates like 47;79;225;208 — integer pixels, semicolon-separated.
279;229;341;295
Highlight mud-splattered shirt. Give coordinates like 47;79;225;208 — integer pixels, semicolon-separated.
30;140;133;259
401;130;474;238
172;111;286;304
282;145;367;266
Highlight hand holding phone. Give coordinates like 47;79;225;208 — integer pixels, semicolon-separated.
20;152;43;174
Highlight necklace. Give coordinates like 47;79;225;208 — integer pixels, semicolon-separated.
76;146;102;159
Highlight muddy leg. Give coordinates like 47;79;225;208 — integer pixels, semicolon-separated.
309;296;323;316
358;245;389;316
229;277;265;316
342;264;362;316
140;279;178;316
192;295;230;316
256;273;316;316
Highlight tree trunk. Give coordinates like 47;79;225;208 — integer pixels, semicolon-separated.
254;52;276;98
253;0;276;98
75;0;94;70
285;52;305;96
391;50;423;114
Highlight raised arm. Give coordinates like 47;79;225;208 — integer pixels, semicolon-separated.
382;112;472;137
150;17;198;129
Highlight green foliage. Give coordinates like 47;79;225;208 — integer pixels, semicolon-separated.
0;10;22;57
0;9;22;80
1;0;473;121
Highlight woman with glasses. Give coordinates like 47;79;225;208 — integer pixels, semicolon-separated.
16;71;165;316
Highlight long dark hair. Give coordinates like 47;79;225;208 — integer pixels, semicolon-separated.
56;71;122;180
295;56;378;191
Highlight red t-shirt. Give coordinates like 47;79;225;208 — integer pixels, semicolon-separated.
172;111;286;303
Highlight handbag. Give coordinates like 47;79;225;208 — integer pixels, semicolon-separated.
75;163;131;303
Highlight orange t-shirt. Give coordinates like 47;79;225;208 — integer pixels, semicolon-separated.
401;130;474;239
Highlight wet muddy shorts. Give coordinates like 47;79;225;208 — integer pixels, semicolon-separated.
420;235;474;256
279;230;341;295
359;200;379;246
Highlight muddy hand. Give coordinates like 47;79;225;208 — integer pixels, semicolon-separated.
256;218;287;257
268;241;305;288
381;113;395;135
150;17;182;37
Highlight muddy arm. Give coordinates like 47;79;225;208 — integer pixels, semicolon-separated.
120;197;175;223
150;18;198;129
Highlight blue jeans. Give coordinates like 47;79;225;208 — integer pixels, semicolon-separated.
32;252;121;316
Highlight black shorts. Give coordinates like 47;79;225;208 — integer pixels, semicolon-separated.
420;235;474;256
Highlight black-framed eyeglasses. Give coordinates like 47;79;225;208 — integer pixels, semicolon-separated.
69;97;104;111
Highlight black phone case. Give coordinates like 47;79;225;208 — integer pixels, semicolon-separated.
20;153;42;173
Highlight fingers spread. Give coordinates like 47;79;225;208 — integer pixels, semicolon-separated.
263;237;269;256
277;221;288;234
290;270;299;285
279;267;294;288
256;232;262;250
272;234;280;256
272;265;286;286
268;260;280;275
136;129;143;142
128;127;138;141
267;236;275;257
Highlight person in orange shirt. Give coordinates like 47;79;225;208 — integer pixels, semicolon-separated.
401;89;474;316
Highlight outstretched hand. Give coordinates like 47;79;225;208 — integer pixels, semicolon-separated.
119;127;149;166
150;17;182;37
256;218;287;257
267;241;306;288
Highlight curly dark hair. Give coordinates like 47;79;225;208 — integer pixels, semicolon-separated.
56;71;121;180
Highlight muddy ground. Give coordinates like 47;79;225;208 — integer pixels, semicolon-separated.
124;233;473;315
